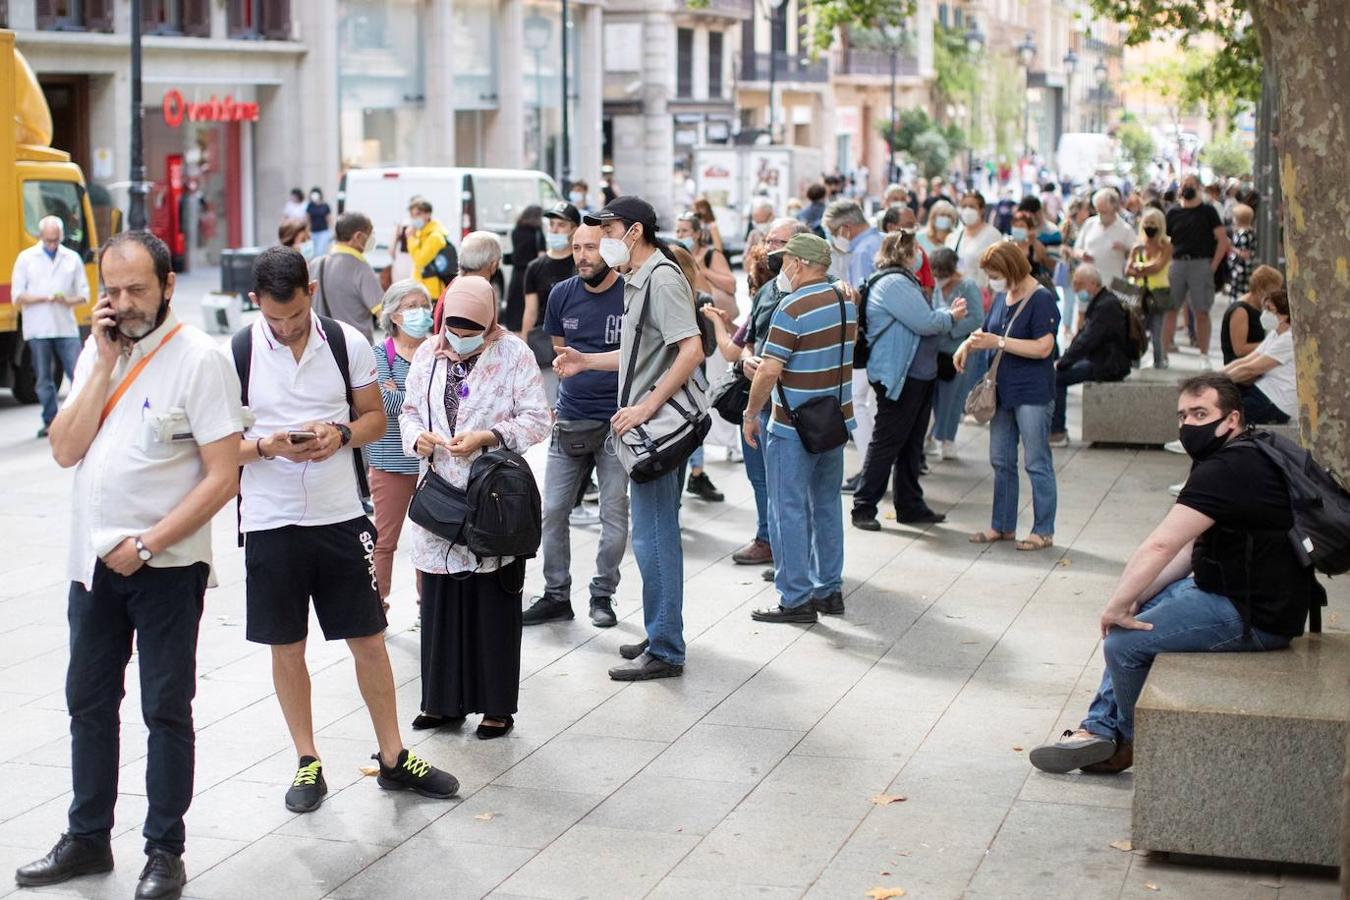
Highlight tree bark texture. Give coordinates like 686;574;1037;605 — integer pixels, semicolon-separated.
1250;1;1350;889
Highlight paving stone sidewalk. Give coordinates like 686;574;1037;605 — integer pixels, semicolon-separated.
0;365;1343;900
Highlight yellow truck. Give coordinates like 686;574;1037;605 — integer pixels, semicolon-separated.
0;29;99;403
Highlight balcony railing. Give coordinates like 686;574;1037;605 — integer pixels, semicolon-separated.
683;0;753;20
832;48;920;77
739;51;829;84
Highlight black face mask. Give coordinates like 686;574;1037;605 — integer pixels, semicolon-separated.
581;261;612;288
765;253;784;276
1143;226;1159;239
1178;417;1232;461
1180;186;1198;201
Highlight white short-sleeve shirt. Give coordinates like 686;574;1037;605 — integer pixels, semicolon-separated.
11;242;86;339
236;314;379;532
1073;216;1138;285
66;314;246;588
1254;329;1298;418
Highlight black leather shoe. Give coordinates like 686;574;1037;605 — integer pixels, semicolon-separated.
411;713;465;731
589;597;617;628
609;653;683;681
522;594;574;625
897;508;946;526
750;604;818;624
812;591;845;616
851;514;882;532
135;850;185;900
14;833;113;887
619;638;649;660
476;715;515;740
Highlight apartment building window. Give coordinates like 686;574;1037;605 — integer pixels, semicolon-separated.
677;28;694;98
35;0;115;32
142;0;209;35
229;0;291;39
708;31;723;97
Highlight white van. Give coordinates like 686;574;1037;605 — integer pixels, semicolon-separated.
336;167;560;281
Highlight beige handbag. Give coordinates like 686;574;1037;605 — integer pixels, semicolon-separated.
963;295;1032;424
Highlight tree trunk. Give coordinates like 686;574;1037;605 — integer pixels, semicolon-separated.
1250;1;1350;888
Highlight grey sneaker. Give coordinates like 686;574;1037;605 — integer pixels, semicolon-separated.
589;597;617;628
1029;729;1117;774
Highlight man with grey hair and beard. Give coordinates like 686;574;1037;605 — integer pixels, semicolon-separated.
432;231;502;332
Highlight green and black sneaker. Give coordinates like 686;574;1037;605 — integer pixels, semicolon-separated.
373;749;459;800
285;756;328;813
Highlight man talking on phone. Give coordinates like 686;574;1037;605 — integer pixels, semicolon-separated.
232;246;458;817
16;232;244;900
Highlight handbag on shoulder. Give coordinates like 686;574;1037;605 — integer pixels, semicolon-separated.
963;294;1033;425
774;288;850;454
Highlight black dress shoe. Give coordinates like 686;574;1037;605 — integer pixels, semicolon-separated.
476;715;515;740
897;508;946;526
750;603;818;624
851;514;882;532
619;638;649;660
14;833;113;887
812;591;845;616
609;653;683;681
135;850;186;900
411;713;465;731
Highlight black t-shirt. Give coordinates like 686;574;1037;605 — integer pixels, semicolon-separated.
523;254;576;324
307;201;331;233
1220;301;1267;365
1176;436;1320;637
1166;203;1222;258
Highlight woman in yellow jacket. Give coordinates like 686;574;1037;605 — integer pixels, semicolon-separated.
405;195;455;299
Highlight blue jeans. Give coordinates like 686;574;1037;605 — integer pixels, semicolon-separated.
742;409;770;543
68;562;208;856
1082;577;1291;742
629;469;685;665
765;428;845;608
31;335;83;427
1241;384;1291;425
989;403;1057;536
1051;359;1094;434
931;366;978;442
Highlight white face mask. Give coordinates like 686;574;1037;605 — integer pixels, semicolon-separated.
774;270;794;293
960;207;980;226
1260;310;1279;330
599;233;631;268
830;231;852;253
988;276;1007;293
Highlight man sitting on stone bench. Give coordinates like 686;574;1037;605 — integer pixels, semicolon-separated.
1049;264;1132;448
1029;373;1322;775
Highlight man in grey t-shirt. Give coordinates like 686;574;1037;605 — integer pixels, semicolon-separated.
309;212;383;341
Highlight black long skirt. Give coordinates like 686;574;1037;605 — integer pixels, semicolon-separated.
419;560;525;718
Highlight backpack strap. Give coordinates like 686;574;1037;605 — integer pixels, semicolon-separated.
230;325;254;547
315;315;371;506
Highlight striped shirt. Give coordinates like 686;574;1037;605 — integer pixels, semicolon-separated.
370;339;420;475
762;280;856;437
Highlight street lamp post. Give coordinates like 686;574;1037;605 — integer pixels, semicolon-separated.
128;0;148;231
1094;58;1109;133
1016;31;1037;156
523;14;552;171
766;0;785;144
560;0;570;187
883;24;904;184
1062;48;1078;138
964;18;985;188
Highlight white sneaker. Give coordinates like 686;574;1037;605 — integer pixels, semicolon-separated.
1048;433;1070;449
725;446;744;463
1199;353;1213;370
924;436;938;456
1163;439;1186;455
941;441;958;460
1168;481;1186;497
569;504;601;526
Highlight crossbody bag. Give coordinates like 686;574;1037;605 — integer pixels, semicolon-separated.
775;287;850;454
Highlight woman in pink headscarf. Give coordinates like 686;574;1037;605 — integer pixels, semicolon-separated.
398;276;551;739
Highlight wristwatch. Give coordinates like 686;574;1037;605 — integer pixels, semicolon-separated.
134;537;154;562
328;423;353;446
998;337;1007;350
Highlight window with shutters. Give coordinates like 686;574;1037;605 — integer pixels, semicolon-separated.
142;0;183;35
229;0;289;38
676;28;693;99
708;31;723;98
36;0;113;31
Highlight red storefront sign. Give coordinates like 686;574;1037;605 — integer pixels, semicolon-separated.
162;90;260;128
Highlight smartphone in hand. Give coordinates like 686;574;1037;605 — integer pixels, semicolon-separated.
287;430;318;444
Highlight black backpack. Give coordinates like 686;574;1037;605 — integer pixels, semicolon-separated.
420;231;458;281
461;445;542;560
853;266;912;370
1246;429;1350;577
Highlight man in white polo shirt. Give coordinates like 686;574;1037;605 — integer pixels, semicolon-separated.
232;246;458;815
16;232;243;900
11;215;88;437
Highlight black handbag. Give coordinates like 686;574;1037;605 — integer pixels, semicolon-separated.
554;419;610;458
407;356;472;545
709;362;752;425
774;288;850;455
936;351;957;382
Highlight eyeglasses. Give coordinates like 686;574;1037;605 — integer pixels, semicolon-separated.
766;238;788;249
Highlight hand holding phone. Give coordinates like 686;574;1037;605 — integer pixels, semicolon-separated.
287;430;318;444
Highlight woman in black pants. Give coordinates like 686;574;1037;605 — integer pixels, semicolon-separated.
851;231;968;531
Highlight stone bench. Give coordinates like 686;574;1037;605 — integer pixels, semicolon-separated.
1081;377;1302;447
1132;633;1349;867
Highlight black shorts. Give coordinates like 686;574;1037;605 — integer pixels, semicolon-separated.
244;516;387;645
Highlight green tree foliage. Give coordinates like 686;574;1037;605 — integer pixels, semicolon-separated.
932;23;976;121
876;107;964;176
1116;121;1156;184
1200;132;1253;178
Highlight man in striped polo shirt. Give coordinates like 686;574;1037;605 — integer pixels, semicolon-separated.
742;234;856;623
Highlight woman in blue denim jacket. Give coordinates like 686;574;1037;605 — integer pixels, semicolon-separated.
926;247;983;460
851;231;968;532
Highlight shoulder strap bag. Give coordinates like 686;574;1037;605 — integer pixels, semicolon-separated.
963;293;1033;425
407;357;473;546
774;287;850;454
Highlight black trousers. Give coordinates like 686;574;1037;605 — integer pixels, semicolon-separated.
853;377;936;519
67;561;208;856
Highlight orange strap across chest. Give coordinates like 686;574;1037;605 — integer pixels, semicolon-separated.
98;324;185;427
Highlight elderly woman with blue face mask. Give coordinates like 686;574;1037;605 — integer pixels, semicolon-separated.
368;280;434;609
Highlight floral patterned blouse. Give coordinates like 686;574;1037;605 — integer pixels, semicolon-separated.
398;334;551;574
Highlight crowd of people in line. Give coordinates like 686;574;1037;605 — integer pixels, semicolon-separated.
8;164;1322;900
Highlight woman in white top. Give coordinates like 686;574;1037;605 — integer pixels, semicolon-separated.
946;191;1002;297
1223;289;1297;425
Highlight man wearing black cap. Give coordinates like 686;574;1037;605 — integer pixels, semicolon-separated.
520;201;581;340
555;196;706;681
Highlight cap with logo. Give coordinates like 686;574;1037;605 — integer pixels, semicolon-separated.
543;201;581;225
768;233;832;267
582;196;658;231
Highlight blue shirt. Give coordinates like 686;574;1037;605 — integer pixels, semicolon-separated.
982;287;1060;408
864;271;956;400
544;275;624;421
763;281;856;438
845;227;884;289
370;339;419;475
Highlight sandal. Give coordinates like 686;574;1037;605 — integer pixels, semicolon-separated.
1016;534;1055;551
969;530;1015;544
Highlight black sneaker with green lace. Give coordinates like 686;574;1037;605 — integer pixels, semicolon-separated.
374;749;459;799
285;756;327;813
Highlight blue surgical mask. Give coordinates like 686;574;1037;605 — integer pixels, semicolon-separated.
934;215;953;231
545;231;570;252
677;237;695;251
399;307;432;338
1076;289;1091;303
1010;227;1028;242
299;239;315;260
568;191;584;205
445;332;485;356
